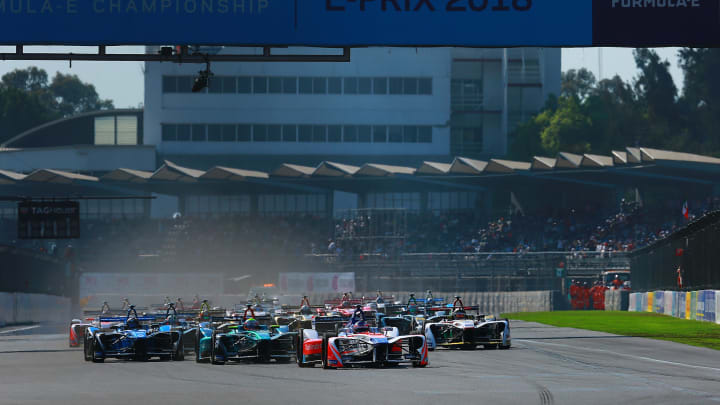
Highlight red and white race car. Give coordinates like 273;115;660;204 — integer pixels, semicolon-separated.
296;306;428;368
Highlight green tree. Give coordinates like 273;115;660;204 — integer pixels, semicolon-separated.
539;96;592;155
561;68;596;101
632;48;678;147
50;73;114;117
0;67;114;144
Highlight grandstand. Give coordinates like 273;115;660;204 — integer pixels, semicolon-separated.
0;145;718;296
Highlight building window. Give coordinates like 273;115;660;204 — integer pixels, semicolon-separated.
95;116;138;145
419;126;432;143
344;126;357;142
176;125;191;141
373;78;387;95
161;122;433;145
94;116;115;145
191;124;206;142
177;76;193;93
116;116;138;145
299;77;313;94
269;77;283;94
403;126;418;143
208;77;223;93
162;75;432;96
222;77;237;93
328;77;342;94
161;124;177;141
221;125;236;142
358;78;371;95
162;76;177;93
451;79;484;111
298;125;312;142
419;78;432;95
328;125;342;142
344;78;358;94
313;125;327;142
403;78;418;95
238;125;251;142
373;126;387;143
253;124;268;142
282;125;297;142
283;77;297;94
313;77;327;94
389;78;403;95
358;126;372;143
238;77;252;93
253;77;268;94
268;125;282;142
388;125;402;143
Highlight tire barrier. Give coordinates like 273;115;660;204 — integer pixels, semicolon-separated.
0;293;71;327
604;290;630;311
628;290;720;324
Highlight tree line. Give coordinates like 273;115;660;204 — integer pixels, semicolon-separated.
0;67;114;144
509;48;720;160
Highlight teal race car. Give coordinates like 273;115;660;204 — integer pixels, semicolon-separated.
194;317;297;365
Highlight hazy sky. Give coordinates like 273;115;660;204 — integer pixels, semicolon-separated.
0;46;685;109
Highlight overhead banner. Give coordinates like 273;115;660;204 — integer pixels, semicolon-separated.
278;272;355;294
0;0;716;46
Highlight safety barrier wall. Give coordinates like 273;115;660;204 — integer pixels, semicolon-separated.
628;290;720;325
604;290;630;311
84;291;554;317
0;293;71;327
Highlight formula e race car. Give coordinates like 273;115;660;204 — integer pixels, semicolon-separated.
83;306;185;362
423;297;511;350
195;306;297;365
296;306;428;369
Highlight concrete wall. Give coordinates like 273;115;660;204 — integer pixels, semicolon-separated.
85;291;553;317
0;293;71;327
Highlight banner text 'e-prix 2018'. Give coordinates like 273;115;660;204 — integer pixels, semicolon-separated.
0;0;716;47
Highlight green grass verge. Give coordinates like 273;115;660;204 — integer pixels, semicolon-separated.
502;311;720;351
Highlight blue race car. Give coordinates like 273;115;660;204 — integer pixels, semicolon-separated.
83;306;184;363
195;308;297;365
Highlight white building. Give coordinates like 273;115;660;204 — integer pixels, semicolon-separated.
144;47;560;166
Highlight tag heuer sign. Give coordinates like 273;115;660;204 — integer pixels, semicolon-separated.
18;201;80;239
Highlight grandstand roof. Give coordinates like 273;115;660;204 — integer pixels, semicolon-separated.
0;147;718;196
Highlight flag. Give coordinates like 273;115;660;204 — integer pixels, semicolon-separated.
682;201;689;219
510;192;525;216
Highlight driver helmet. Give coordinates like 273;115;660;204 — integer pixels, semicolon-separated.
244;318;259;330
453;308;466;319
300;305;312;316
126;317;140;329
353;321;369;333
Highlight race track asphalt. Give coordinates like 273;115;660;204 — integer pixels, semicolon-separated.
1;321;720;405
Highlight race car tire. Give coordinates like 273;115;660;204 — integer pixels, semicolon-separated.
210;332;225;365
462;344;477;350
83;331;92;362
91;337;104;363
296;329;313;367
174;334;185;361
483;344;498;350
257;340;271;364
321;336;332;369
195;327;203;363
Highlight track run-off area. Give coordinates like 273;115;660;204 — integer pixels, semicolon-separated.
1;321;720;405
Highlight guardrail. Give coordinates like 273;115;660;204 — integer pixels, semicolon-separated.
305;251;630;277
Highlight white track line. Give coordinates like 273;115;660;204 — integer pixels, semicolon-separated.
0;325;40;335
516;339;720;373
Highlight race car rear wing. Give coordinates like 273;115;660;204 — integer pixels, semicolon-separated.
426;306;480;312
98;316;156;322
